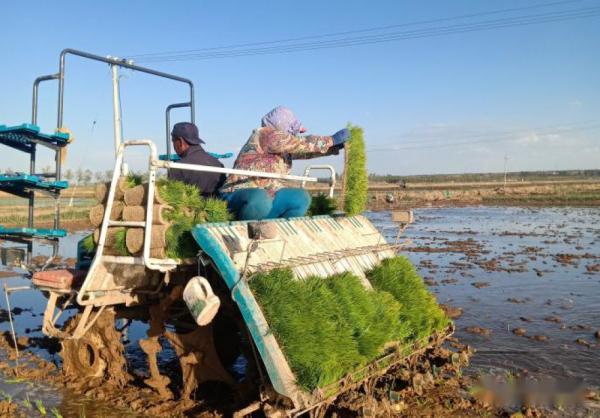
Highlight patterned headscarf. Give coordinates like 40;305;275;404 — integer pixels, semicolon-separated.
261;106;305;135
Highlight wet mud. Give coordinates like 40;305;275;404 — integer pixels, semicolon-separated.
0;206;598;416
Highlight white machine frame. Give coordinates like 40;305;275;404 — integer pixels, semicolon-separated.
77;139;336;307
38;49;338;338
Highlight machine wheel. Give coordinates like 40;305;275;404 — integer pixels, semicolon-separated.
60;309;130;387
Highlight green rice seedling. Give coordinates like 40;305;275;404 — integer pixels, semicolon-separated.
201;197;231;223
156;179;202;213
112;229;128;256
51;407;64;418
80;230;127;256
368;256;450;341
343;125;368;216
35;399;47;416
250;269;363;390
153;179;230;259
325;273;405;360
370;289;411;346
165;217;199;259
308;193;337;216
23;394;32;410
86;179;229;259
80;234;96;252
125;173;143;188
249;258;449;390
4;377;27;384
250;268;423;390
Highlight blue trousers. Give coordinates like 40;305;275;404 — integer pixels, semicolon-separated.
223;188;311;221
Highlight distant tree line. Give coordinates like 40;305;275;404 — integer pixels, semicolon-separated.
368;170;600;184
61;168;112;185
60;169;150;185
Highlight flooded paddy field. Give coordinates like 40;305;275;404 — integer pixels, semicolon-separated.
0;206;596;416
370;207;600;387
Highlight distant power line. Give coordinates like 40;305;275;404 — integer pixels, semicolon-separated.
366;121;600;152
128;3;600;62
127;0;582;59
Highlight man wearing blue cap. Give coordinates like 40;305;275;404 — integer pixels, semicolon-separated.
168;122;225;197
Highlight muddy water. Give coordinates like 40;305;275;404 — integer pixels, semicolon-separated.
368;206;600;387
0;207;598;416
0;232;137;417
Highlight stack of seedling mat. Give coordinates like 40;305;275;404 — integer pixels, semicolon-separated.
308;124;367;217
250;256;450;391
83;177;230;260
342;124;368;216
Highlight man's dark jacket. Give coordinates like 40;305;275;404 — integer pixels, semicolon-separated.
168;145;225;197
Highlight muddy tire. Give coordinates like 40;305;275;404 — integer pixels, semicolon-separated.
61;310;130;387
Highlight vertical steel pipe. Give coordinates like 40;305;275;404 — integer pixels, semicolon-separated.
32;74;59;125
111;64;124;157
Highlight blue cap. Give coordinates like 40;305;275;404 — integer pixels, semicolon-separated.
172;122;205;145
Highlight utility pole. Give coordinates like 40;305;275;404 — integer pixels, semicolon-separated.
503;154;509;188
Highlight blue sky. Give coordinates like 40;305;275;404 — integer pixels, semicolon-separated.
2;0;599;176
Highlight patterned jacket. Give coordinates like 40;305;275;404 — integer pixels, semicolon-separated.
221;127;335;196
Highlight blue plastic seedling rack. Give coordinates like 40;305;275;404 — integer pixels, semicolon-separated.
0;49;202;267
0;123;70;263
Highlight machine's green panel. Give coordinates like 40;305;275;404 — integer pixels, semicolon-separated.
0;123;71;152
0;226;67;239
0;173;69;194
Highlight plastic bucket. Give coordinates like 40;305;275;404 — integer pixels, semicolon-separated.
183;276;221;326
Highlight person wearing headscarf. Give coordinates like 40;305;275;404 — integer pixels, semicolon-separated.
220;106;349;220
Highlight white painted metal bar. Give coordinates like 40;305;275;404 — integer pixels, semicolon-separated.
110;64;123;158
3;283;21;367
108;220;145;227
77;139;177;306
101;255;178;266
301;164;336;198
77;137;324;306
143;147;158;270
154;160;318;183
77;142;127;305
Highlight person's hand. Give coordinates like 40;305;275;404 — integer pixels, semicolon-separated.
331;128;350;146
330;144;341;155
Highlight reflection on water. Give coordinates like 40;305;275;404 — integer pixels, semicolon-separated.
368;206;600;386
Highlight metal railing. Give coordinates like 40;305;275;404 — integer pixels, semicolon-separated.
165;102;193;160
76;138;322;306
23;48;196;255
302;165;336;197
55;49;195;130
